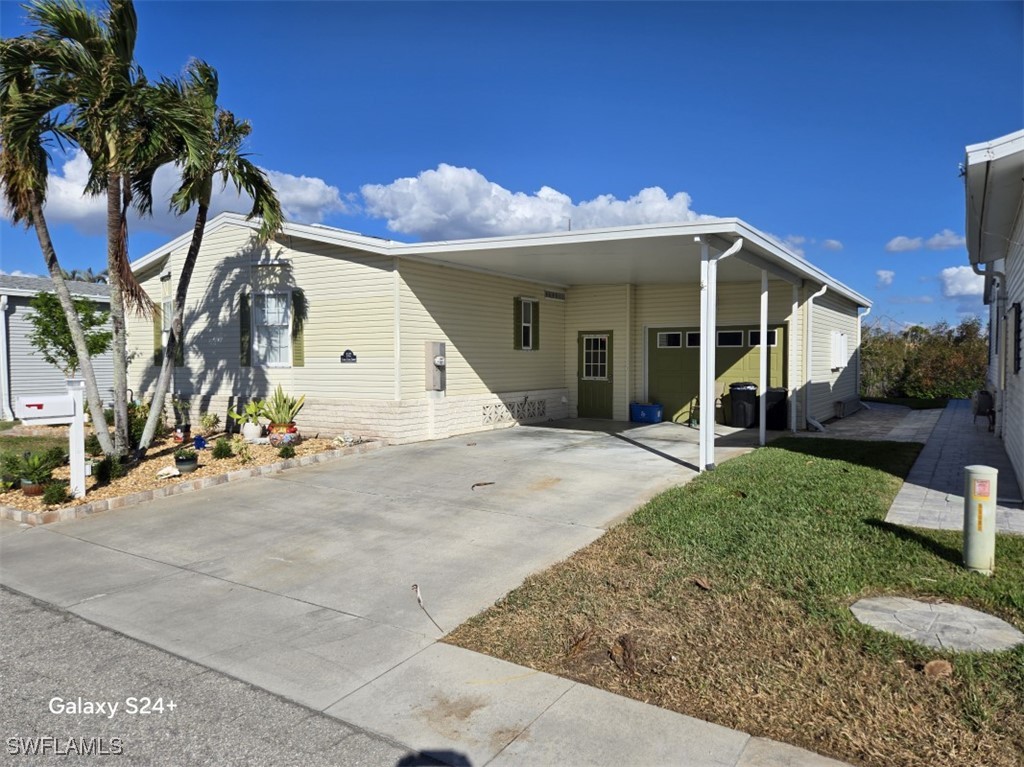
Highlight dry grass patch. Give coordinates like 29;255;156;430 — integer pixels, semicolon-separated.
447;439;1024;767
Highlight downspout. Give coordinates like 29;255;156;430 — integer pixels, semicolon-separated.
972;260;1005;435
804;284;828;431
0;295;10;420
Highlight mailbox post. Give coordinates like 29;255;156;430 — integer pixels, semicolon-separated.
13;379;88;499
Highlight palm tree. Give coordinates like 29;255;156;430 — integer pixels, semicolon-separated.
20;0;202;455
61;266;109;283
136;60;282;453
0;37;117;455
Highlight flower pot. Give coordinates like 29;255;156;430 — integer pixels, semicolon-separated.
268;422;301;448
174;457;199;474
21;480;44;497
240;422;262;441
173;424;192;443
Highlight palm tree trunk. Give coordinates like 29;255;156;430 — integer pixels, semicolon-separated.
137;203;209;455
106;172;131;455
29;195;116;456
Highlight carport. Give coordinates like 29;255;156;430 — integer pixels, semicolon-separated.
400;218;871;470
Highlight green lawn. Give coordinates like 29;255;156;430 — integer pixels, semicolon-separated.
448;438;1024;767
0;434;68;457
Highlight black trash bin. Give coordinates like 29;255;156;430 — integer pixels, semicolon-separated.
729;382;758;428
765;387;787;430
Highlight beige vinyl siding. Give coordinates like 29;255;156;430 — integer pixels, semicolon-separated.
128;223;396;423
565;285;631;420
631;281;799;405
398;260;565;399
1001;198;1024;491
808;290;860;422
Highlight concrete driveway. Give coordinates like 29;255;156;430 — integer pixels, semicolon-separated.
1;421;810;766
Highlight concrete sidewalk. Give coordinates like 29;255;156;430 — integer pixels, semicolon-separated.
0;425;848;766
886;399;1024;534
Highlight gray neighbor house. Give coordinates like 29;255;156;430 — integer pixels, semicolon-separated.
0;274;115;421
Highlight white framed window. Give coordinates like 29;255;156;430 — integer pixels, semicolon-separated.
717;330;744;347
748;330;778;347
255;292;291;366
686;331;701;348
521;299;536;350
831;331;848;370
582;334;609;380
657;331;683;348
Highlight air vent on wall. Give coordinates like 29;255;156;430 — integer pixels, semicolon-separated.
544;290;566;301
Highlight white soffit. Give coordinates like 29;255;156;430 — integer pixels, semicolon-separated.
966;129;1024;265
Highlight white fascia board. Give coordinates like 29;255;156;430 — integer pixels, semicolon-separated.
717;221;871;307
966;129;1024;166
129;212;248;273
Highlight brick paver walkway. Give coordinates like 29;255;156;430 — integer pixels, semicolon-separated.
886;400;1024;535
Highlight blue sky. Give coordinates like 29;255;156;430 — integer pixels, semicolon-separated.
1;0;1021;328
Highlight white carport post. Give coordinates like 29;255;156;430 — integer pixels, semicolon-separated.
790;284;799;432
697;236;743;471
758;269;768;446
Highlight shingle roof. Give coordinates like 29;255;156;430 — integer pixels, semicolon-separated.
0;274;110;300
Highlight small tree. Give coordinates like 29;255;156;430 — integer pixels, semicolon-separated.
26;292;112;378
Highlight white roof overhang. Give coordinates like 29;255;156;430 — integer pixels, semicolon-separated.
131;213;870;307
965;129;1024;266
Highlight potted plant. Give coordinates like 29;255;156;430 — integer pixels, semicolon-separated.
173;447;199;474
16;451;58;496
229;401;266;441
263;385;306;447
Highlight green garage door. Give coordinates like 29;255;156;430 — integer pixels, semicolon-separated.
647;326;786;424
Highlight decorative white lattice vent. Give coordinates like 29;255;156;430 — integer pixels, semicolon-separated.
482;399;547;424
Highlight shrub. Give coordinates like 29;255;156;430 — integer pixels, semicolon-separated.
231;437;253;464
93;456;127;484
84;433;102;456
199;412;221;435
278;444;296;459
43;481;70;506
212;437;233;459
44;445;67;467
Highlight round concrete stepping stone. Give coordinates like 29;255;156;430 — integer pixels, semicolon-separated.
850;597;1024;652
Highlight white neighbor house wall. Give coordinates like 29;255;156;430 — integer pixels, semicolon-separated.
999;200;1023;490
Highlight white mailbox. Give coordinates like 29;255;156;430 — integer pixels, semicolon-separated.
13;380;87;499
14;395;76;424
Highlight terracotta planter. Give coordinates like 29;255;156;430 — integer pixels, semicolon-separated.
21;480;44;497
268;422;301;447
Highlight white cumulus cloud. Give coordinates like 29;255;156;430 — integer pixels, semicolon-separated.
876;269;895;288
885;235;923;252
822;239;843;251
763;233;808;257
1;149;348;236
0;269;41;277
360;164;716;240
926;228;966;250
885;229;966;253
940;266;984;297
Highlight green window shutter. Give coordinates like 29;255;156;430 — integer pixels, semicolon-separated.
153;313;163;366
239;291;251;367
291;290;305;367
513;297;522;350
533;300;540;351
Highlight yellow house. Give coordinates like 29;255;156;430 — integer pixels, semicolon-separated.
128;214;870;470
